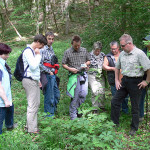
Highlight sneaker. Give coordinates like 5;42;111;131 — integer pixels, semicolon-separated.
7;123;18;131
113;123;119;129
100;107;106;112
77;113;83;118
92;110;98;114
139;117;144;122
129;129;136;136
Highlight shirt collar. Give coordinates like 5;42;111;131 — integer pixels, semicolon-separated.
45;45;52;51
0;57;6;66
71;46;81;52
91;50;100;57
124;46;136;55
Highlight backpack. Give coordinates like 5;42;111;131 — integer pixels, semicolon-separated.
14;47;34;81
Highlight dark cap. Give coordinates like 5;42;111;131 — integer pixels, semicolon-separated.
0;43;12;55
143;35;150;41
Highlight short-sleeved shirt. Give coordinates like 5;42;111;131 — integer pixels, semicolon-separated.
116;46;150;77
62;47;90;70
0;58;12;107
89;50;105;69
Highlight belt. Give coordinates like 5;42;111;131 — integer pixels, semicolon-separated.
23;76;33;80
123;76;143;79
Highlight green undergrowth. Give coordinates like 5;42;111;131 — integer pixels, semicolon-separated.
0;40;150;149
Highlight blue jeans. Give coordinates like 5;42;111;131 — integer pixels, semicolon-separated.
0;104;14;134
139;88;146;118
44;75;60;116
110;85;128;114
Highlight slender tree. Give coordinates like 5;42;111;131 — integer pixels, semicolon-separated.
64;0;70;34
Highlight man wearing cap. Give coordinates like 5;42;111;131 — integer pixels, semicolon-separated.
111;34;150;136
0;43;14;134
139;35;150;122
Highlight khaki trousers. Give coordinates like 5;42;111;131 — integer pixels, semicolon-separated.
88;74;105;109
22;78;40;132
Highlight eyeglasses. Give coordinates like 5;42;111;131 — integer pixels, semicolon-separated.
120;43;129;47
111;48;118;51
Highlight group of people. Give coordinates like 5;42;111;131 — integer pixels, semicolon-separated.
0;33;150;136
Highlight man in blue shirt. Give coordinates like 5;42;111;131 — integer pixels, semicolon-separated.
0;43;14;134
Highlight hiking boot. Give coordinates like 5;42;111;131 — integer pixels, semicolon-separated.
7;123;18;131
113;123;119;129
100;107;106;112
77;113;83;118
139;117;144;122
92;110;99;114
129;129;136;136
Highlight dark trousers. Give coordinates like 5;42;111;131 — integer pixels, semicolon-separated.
110;85;129;113
139;88;146;118
111;76;143;130
0;104;14;134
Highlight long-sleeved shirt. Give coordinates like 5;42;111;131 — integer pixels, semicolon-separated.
22;47;41;81
40;45;55;73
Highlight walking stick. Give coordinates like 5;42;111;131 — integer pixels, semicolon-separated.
145;86;149;126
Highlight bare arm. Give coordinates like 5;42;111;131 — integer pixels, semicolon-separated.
138;69;150;89
62;64;79;74
115;68;122;90
85;61;90;66
0;82;10;107
103;56;115;71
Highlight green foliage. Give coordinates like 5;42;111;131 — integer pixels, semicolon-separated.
81;0;150;53
2;4;35;42
1;27;150;150
37;112;124;149
68;2;90;24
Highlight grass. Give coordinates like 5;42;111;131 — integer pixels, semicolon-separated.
0;40;150;149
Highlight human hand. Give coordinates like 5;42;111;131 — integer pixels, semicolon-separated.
4;100;10;107
70;68;79;74
39;81;42;88
35;48;40;55
138;80;148;89
115;80;122;90
50;72;54;75
112;67;116;72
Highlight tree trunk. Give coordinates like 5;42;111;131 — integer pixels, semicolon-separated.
11;0;20;7
121;3;126;33
64;0;70;35
2;0;23;40
35;0;39;34
87;0;91;19
42;0;47;34
50;1;59;32
0;5;5;38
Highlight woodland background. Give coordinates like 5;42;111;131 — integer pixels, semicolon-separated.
0;0;150;149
